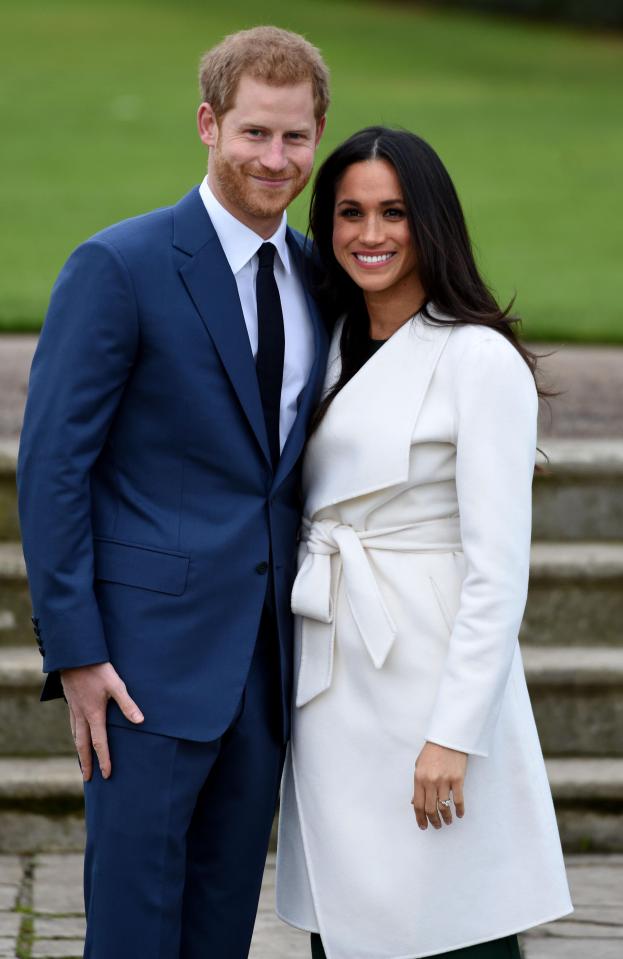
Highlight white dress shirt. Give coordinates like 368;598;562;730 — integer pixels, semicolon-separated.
198;177;315;453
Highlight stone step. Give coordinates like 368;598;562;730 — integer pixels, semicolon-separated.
0;439;18;541
521;541;623;646
0;755;621;854
2;438;622;545
522;646;623;755
533;439;623;541
0;647;74;756
0;757;85;853
3;538;623;648
0;541;32;648
1;644;622;759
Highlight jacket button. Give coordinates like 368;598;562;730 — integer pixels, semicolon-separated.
255;561;269;575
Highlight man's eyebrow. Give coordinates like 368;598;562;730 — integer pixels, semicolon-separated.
237;120;313;133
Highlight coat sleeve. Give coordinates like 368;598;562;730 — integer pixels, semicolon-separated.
17;238;139;683
424;333;538;757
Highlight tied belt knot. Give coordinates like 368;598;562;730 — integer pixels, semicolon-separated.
291;515;461;707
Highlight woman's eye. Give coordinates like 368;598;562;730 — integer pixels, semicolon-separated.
338;208;361;218
385;208;405;218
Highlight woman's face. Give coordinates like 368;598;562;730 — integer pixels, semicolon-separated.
332;159;419;296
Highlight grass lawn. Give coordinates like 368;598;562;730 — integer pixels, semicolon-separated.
1;0;622;341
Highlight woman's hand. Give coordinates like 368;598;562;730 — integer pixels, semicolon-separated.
412;741;467;830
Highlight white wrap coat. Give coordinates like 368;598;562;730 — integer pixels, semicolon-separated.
276;312;572;959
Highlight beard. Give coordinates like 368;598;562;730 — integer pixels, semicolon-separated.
210;145;311;221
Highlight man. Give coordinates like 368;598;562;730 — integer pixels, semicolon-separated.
17;26;329;958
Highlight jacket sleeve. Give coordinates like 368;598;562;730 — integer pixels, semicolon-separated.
17;238;139;680
425;333;538;757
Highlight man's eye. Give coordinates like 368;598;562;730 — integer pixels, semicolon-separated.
246;129;264;137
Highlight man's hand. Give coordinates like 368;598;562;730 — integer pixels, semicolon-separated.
412;741;467;830
60;663;144;781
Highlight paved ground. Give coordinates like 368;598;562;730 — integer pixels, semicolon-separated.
1;335;622;441
0;852;621;958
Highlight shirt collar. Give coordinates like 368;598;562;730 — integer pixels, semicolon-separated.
198;176;291;275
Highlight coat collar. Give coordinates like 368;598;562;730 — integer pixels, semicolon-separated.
303;310;454;517
173;187;328;482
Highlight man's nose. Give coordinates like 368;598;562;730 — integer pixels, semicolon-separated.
260;138;289;173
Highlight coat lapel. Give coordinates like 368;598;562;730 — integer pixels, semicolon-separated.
173;188;271;465
304;312;454;517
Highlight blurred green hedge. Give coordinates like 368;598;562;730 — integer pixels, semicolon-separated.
431;1;623;28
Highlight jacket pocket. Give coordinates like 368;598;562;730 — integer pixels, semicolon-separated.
93;538;189;596
428;575;455;635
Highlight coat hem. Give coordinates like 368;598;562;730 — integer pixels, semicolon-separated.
275;904;574;959
275;907;319;935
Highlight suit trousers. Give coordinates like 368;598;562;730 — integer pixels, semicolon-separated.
82;607;285;959
310;933;522;958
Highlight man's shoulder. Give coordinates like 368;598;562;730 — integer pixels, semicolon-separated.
88;203;174;253
287;226;313;259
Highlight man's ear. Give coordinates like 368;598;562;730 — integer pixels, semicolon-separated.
314;115;327;147
197;102;219;148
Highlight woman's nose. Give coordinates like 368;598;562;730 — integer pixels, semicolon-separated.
359;215;385;245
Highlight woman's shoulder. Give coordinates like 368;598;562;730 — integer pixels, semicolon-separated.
426;312;537;404
432;314;528;369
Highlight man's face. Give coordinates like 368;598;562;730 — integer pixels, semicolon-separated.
198;74;325;233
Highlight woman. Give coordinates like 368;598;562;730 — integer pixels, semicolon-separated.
275;127;572;959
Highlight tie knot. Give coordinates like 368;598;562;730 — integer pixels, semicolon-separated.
257;242;277;270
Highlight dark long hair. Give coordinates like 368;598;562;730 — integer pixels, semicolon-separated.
308;126;547;431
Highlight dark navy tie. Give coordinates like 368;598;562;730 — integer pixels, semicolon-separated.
255;242;285;467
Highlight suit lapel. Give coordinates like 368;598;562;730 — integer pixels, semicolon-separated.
174;188;271;466
304;313;454;517
273;230;329;489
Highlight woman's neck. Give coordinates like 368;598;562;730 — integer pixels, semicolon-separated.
364;277;427;340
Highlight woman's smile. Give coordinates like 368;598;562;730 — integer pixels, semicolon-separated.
352;251;397;268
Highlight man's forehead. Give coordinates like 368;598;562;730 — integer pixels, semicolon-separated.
229;74;315;117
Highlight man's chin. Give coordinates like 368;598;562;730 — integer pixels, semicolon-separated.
244;189;299;220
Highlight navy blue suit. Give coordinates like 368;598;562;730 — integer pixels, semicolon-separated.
17;186;328;957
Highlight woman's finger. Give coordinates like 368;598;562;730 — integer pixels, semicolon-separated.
412;778;428;829
425;786;442;829
452;779;465;818
437;785;453;825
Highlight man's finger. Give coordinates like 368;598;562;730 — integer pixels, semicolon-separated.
452;780;465;818
111;682;144;724
68;707;76;744
74;717;93;782
88;718;112;780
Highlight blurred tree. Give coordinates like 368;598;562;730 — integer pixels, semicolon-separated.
428;0;623;29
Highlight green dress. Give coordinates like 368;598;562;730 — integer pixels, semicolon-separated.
310;932;522;959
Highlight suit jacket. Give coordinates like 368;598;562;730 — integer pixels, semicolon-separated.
16;186;329;742
276;312;572;956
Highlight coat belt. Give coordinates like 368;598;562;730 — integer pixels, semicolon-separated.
291;516;462;706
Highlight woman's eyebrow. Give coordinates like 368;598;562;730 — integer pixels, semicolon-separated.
336;198;404;207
